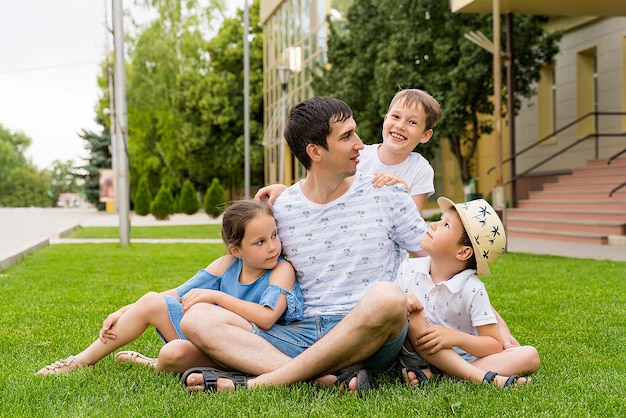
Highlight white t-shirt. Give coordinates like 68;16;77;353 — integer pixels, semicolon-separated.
395;256;496;336
358;144;435;198
272;173;426;317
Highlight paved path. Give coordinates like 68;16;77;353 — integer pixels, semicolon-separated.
0;207;220;271
1;207;624;271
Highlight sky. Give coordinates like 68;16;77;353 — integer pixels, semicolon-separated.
0;0;245;170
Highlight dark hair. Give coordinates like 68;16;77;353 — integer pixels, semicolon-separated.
221;199;274;248
455;210;478;271
388;89;442;131
284;96;353;170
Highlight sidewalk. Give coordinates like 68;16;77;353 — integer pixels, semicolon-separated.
1;207;625;272
0;208;220;271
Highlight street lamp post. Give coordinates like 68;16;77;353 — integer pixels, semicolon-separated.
277;66;292;185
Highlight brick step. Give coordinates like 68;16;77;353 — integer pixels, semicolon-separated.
507;217;626;235
587;158;626;167
527;190;626;200
516;199;626;211
543;181;625;193
571;166;626;176
506;208;626;223
557;174;626;184
507;227;608;245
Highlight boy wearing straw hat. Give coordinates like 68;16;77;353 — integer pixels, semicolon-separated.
396;197;540;388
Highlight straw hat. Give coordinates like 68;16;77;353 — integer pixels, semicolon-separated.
437;197;506;275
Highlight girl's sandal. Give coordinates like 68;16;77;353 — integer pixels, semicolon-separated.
114;350;157;367
36;355;87;375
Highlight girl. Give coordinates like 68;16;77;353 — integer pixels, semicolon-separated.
37;199;302;375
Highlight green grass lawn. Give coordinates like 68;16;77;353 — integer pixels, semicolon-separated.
67;224;223;239
1;243;624;417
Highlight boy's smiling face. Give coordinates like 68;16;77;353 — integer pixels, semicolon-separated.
381;102;432;154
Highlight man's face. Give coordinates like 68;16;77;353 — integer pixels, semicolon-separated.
321;116;364;177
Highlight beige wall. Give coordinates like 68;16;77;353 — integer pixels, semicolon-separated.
515;17;626;178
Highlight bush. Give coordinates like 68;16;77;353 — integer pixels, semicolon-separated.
203;177;226;218
133;177;152;216
150;185;175;220
178;179;200;215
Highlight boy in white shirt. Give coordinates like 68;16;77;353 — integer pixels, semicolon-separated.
396;197;540;388
359;89;442;213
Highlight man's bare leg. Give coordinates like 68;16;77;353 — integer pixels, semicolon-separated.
156;339;221;373
184;282;407;391
181;303;294;375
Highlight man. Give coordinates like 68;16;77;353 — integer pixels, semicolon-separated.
180;96;427;392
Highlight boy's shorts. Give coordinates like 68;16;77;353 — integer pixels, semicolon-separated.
251;315;408;373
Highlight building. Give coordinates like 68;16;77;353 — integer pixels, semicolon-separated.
260;0;626;210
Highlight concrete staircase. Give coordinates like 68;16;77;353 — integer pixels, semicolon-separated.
506;158;626;245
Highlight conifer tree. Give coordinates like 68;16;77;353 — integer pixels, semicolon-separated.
134;177;152;216
150;185;175;220
178;179;199;215
203;177;225;218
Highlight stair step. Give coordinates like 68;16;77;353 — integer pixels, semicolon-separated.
587;158;626;167
543;181;624;193
506;208;626;223
507;227;608;245
571;166;626;176
557;174;626;184
507;218;626;235
512;158;626;245
516;200;626;211
527;190;626;200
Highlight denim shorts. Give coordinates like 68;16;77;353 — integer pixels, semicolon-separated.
251;316;408;373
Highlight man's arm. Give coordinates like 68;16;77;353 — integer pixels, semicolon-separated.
254;184;287;205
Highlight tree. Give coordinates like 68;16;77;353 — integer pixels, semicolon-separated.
203;177;225;218
178;179;200;214
134;177;152;216
79;117;112;211
313;0;561;183
173;0;265;197
150;184;175;220
0;124;50;207
45;159;82;205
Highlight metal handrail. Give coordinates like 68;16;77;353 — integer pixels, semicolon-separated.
487;111;626;196
609;181;626;197
607;148;626;165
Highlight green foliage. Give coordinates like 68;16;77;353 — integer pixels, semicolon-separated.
203;177;226;218
79;118;112;211
45;159;82;205
150;185;175;220
173;0;266;195
2;244;625;416
104;0;264;204
134;177;153;216
178;179;200;215
313;0;561;183
0;124;51;207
